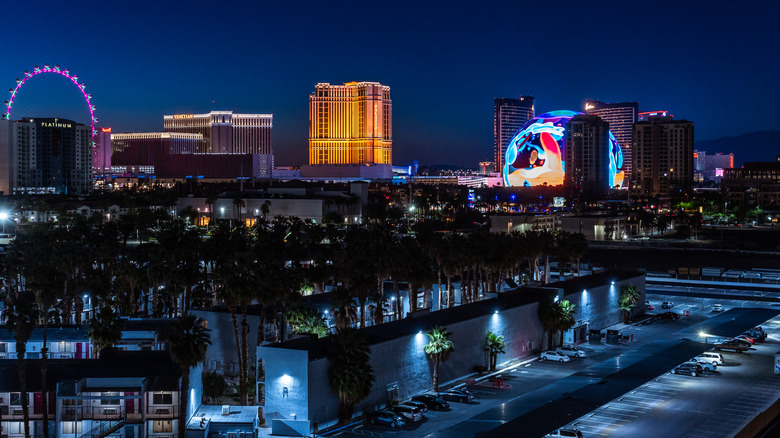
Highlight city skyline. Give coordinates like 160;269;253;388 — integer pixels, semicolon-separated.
1;1;779;168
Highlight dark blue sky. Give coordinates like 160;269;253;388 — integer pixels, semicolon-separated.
2;1;779;167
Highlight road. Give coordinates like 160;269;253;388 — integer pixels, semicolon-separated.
338;295;780;438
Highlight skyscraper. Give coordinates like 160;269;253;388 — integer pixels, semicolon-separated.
308;82;392;165
0;118;92;194
564;114;611;195
494;96;534;174
585;100;638;182
632;116;694;199
163;111;273;155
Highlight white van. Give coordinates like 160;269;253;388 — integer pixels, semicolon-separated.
697;352;724;365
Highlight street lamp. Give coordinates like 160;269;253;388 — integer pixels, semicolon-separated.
0;212;8;233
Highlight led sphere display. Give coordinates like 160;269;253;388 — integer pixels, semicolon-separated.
503;110;624;188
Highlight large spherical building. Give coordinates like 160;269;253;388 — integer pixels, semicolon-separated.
503;110;624;188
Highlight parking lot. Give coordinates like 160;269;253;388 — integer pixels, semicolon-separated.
333;294;780;438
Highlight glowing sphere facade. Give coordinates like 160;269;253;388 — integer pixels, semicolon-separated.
503;110;624;188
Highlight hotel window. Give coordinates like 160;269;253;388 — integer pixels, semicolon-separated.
62;422;83;434
152;393;173;405
10;393;21;405
100;392;121;405
153;420;173;433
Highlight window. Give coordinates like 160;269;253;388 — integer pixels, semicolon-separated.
152;393;173;405
10;393;21;405
62;422;83;434
100;392;120;405
152;420;172;433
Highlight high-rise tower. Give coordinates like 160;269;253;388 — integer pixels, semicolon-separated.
564;114;611;195
632;116;694;199
494;96;534;174
308;82;392;165
585;100;638;182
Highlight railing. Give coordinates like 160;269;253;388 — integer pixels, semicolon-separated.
77;410;126;438
145;405;180;418
62;406;139;421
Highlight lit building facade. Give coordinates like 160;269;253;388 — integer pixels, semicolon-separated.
163;111;273;154
110;132;205;174
308;82;392;165
564;114;611;195
632;117;694;199
638;110;670;121
93;127;112;175
494;97;534;174
694;150;735;182
0;118;92;194
722;158;780;206
585;100;637;181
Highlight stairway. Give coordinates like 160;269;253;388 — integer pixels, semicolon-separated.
78;411;126;438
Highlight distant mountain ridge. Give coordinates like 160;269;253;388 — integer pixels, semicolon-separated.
695;130;780;166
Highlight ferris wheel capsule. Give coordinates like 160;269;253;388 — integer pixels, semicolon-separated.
16;78;21;84
54;65;60;70
44;64;50;69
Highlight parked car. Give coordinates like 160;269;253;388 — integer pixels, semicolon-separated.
540;351;572;362
438;389;473;403
390;404;424;422
712;304;724;312
411;394;450;410
695;352;724;365
728;337;752;348
662;301;674;309
367;409;406;428
735;334;755;344
646;303;655;311
556;346;587;358
671;362;703;376
657;311;680;320
545;427;584;437
689;358;717;371
403;400;428;413
713;339;750;352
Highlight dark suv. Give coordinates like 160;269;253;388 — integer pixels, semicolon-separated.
671;362;703;376
411;394;450;410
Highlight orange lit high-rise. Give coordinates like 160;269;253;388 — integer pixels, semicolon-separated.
309;82;392;165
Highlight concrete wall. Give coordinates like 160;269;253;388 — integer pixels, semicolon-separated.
562;276;646;332
305;301;547;428
259;347;309;422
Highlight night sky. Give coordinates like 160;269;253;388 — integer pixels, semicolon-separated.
2;1;779;167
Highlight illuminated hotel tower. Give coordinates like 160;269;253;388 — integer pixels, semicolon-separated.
163;111;272;155
308;82;392;165
585;100;638;182
494;96;534;174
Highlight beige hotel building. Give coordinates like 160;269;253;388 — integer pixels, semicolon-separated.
163;110;272;155
308;82;392;165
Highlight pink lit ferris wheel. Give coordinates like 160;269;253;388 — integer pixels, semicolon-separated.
3;64;97;145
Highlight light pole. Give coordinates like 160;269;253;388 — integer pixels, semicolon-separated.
0;212;8;233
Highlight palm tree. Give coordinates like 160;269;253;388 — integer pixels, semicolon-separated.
166;315;212;438
424;326;454;392
537;296;559;350
619;285;641;324
87;306;123;358
327;328;375;424
556;300;577;346
5;292;38;438
485;331;506;371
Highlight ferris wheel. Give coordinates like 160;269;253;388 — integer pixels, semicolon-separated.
3;64;97;145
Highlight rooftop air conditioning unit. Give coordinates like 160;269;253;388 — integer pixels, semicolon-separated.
221;405;230;415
